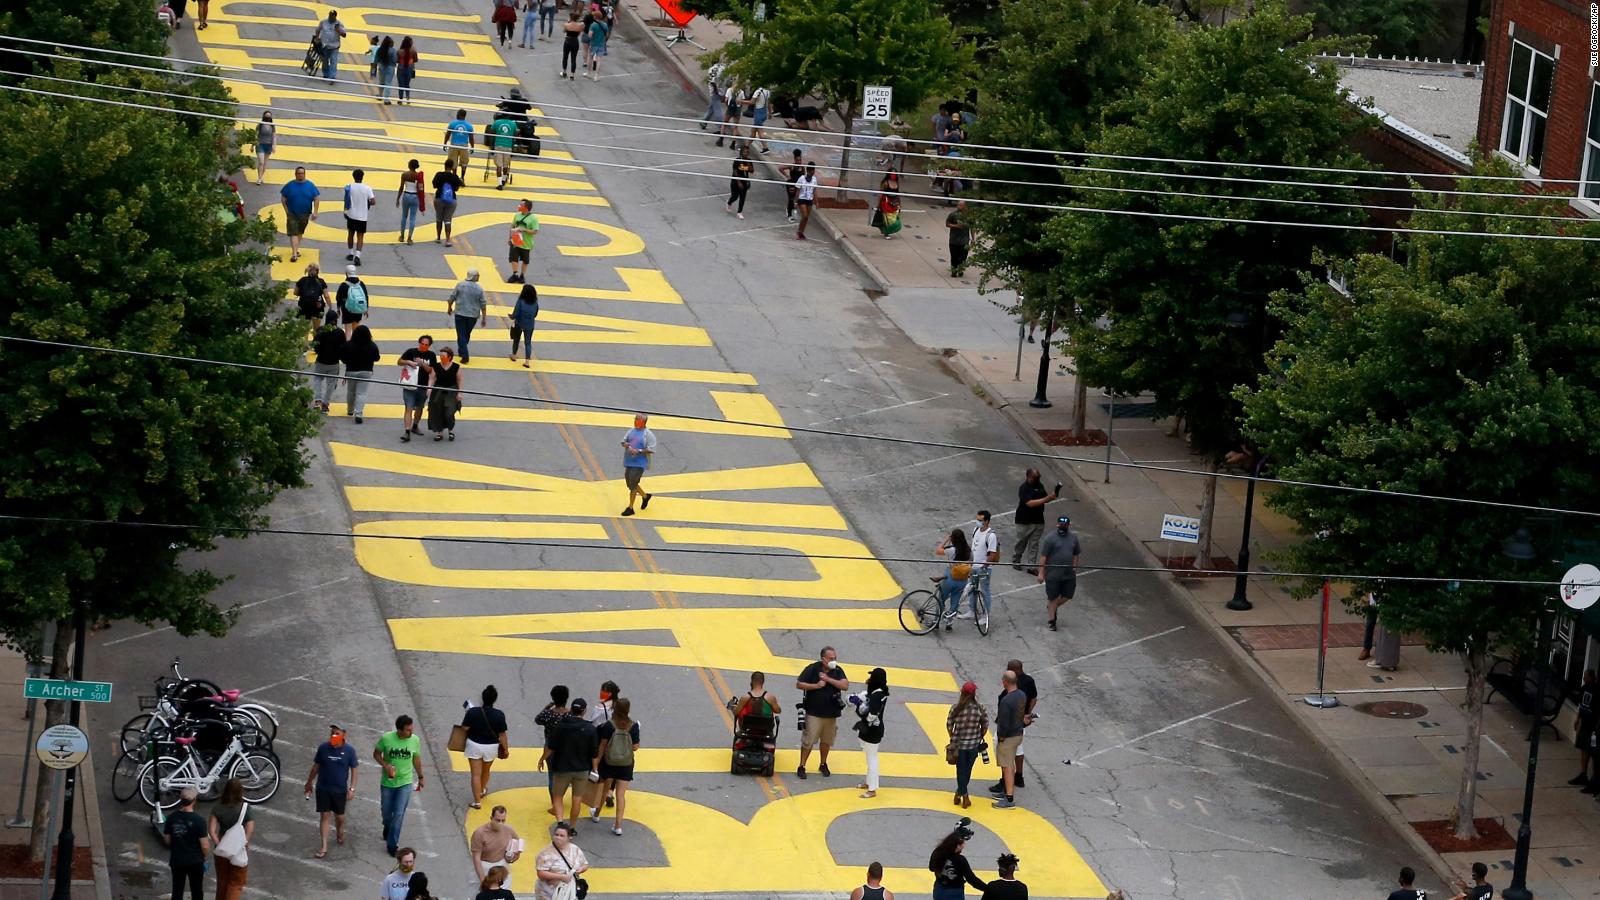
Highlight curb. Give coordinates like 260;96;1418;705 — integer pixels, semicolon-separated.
941;350;1461;888
78;706;114;900
618;3;894;295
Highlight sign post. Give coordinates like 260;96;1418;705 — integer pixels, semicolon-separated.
862;85;893;122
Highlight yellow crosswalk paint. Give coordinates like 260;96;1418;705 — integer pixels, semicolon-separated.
199;25;502;65
252;170;604;207
266;208;643;257
321;402;788;437
212;0;493;42
249;144;584;177
346;353;754;385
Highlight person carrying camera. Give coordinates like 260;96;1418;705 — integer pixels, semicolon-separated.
795;646;849;779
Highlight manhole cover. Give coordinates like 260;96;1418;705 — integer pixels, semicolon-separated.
1354;700;1427;719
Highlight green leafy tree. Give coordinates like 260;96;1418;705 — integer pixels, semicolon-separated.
1240;166;1600;839
0;63;319;854
1045;2;1372;562
0;0;170;60
717;0;971;200
1307;0;1444;56
964;0;1172;435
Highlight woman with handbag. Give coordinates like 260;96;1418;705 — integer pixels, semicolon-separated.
427;347;463;441
935;529;973;629
534;822;590;900
459;685;510;809
509;282;539;366
945;681;989;808
207;778;253;900
852;668;890;799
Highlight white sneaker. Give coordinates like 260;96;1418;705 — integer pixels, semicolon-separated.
954;610;974;620
589;807;600;822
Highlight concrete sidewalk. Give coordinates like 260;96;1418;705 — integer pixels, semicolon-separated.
0;649;111;900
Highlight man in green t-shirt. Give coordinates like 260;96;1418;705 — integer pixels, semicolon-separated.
487;116;518;189
507;199;540;284
373;714;425;857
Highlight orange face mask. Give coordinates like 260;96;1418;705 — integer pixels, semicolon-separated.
329;733;345;747
633;416;646;429
599;691;612;701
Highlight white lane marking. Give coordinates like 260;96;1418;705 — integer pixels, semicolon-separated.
102;576;352;647
1122;747;1341;809
1045;626;1186;671
1202;714;1291;744
804;392;950;426
639;192;724;205
667;222;795;245
1078;698;1250;761
1182;821;1294;855
298;676;388;703
249;802;323;828
845;450;975;483
1186;739;1329;778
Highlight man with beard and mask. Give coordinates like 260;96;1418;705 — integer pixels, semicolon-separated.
1036;516;1081;632
305;725;360;858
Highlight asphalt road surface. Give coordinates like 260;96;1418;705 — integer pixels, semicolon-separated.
88;2;1417;897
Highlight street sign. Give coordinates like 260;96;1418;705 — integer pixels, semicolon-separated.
1160;514;1201;544
35;725;89;771
23;678;114;704
1561;563;1600;610
862;85;892;122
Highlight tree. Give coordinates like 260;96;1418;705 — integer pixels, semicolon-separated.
964;0;1172;436
0;61;320;854
1306;0;1445;56
1045;1;1372;563
0;0;170;61
1240;164;1600;839
718;0;970;200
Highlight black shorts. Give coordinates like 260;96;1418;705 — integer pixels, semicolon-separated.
314;788;347;814
1045;574;1076;601
624;466;643;490
1578;719;1596;751
341;310;363;325
797;199;814;207
509;245;531;264
345;215;368;235
598;762;634;782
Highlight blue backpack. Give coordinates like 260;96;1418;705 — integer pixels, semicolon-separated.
440;180;456;203
343;281;368;315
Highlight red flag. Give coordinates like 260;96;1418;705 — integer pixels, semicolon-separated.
654;0;696;28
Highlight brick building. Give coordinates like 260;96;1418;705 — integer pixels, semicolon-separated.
1476;0;1600;214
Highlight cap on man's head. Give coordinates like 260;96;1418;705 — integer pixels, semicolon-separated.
570;698;588;713
345;265;358;277
329;724;344;733
1057;515;1071;525
180;787;199;804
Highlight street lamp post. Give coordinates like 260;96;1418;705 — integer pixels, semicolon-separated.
1502;527;1543;900
1226;452;1270;611
1029;313;1054;409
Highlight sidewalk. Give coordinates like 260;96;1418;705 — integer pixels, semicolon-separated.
625;13;1600;898
0;649;111;900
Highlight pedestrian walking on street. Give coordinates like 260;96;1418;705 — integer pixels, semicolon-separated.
310;322;345;413
493;0;517;45
746;85;772;153
208;778;254;900
548;699;599;828
1448;861;1492;900
335;265;369;337
583;681;620;817
946;200;971;277
980;855;1026;900
510;282;539;366
381;848;419;900
536;685;571;816
946;681;989;808
427;348;463;441
433;159;464;245
716;82;745;148
561;11;583;79
1037;515;1080;631
619;413;656;516
168;0;187;30
314;11;346;81
795;646;848;779
991;671;1025;809
1357;591;1379;660
344;169;376;266
585;10;610;80
397;159;426;245
471;805;524;888
592;697;639;835
726;145;754;219
162;787;208;900
795;164;818;239
375;714;426;858
929;819;986;900
398;334;435;441
404;872;435;900
376;36;398;103
784;148;803;222
999;660;1037;789
463;685;510;808
538;0;558;40
1386;866;1426;900
279;165;319;263
447;269;488;363
396;37;418;104
850;862;894;900
702;61;726;129
444;109;476;177
340;323;380;423
872;170;902;238
534;822;589;900
969;511;999;628
518;0;535;46
935;528;973;629
852;668;889;798
508;199;540;282
1571;670;1598;789
477;865;514;900
305;724;360;858
295;262;329;325
366;35;381;76
253;111;274;185
1011;469;1061;572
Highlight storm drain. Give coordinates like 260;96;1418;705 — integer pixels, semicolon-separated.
1353;700;1428;719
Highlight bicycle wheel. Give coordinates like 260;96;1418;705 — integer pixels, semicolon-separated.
111;750;144;803
170;678;224;705
898;589;941;635
975;608;990;637
235;703;278;742
137;756;185;809
231;752;281;803
119;713;155;754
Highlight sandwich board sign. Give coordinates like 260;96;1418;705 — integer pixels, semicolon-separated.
1160;514;1201;544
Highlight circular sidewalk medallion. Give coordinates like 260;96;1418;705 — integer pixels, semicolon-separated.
1353;700;1427;719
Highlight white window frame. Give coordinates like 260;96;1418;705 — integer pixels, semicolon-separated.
1498;39;1556;173
1577;81;1600;215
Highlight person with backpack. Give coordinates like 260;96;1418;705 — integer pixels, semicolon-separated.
340;325;381;423
314;11;346;82
746;85;772;154
310;323;346;413
507;199;539;283
335;265;370;338
253;111;275;185
585;9;610;80
295;262;329;325
432;158;465;245
702;61;726;130
591;698;639;836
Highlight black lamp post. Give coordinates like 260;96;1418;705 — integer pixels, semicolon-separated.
1226;452;1270;611
1502;526;1544;900
1028;313;1055;409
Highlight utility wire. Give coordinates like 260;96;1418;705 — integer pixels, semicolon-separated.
0;32;1586;189
5;335;1599;522
5;66;1585;228
7;81;1598;243
0;514;1580;589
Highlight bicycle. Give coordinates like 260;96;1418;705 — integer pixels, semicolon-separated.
137;722;281;809
898;575;989;637
121;658;278;755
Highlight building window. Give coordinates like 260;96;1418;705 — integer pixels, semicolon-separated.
1583;83;1600;202
1499;40;1555;170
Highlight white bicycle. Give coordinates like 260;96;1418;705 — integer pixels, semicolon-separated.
137;725;281;809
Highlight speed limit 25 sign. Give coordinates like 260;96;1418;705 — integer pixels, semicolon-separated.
862;85;892;122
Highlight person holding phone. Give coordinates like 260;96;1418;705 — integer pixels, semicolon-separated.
1010;469;1061;574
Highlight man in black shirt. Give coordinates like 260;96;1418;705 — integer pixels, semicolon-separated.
548;698;599;828
397;335;436;442
1385;865;1427;900
162;787;209;900
795;646;849;779
980;853;1027;900
1571;669;1596;790
535;684;570;816
1448;861;1491;900
1010;469;1061;574
1003;660;1037;790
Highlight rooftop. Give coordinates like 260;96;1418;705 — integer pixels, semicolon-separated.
1330;56;1483;166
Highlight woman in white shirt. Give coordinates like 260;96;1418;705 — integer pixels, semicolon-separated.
795;164;818;240
534;822;589;900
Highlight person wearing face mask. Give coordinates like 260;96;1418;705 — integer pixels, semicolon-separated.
584;681;619;816
619;413;657;516
305;725;360;858
852;668;890;799
795;646;849;779
1036;516;1081;632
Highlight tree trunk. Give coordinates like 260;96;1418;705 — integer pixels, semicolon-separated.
835;99;858;202
1072;363;1089;438
1192;461;1220;571
29;619;73;861
1452;646;1488;840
